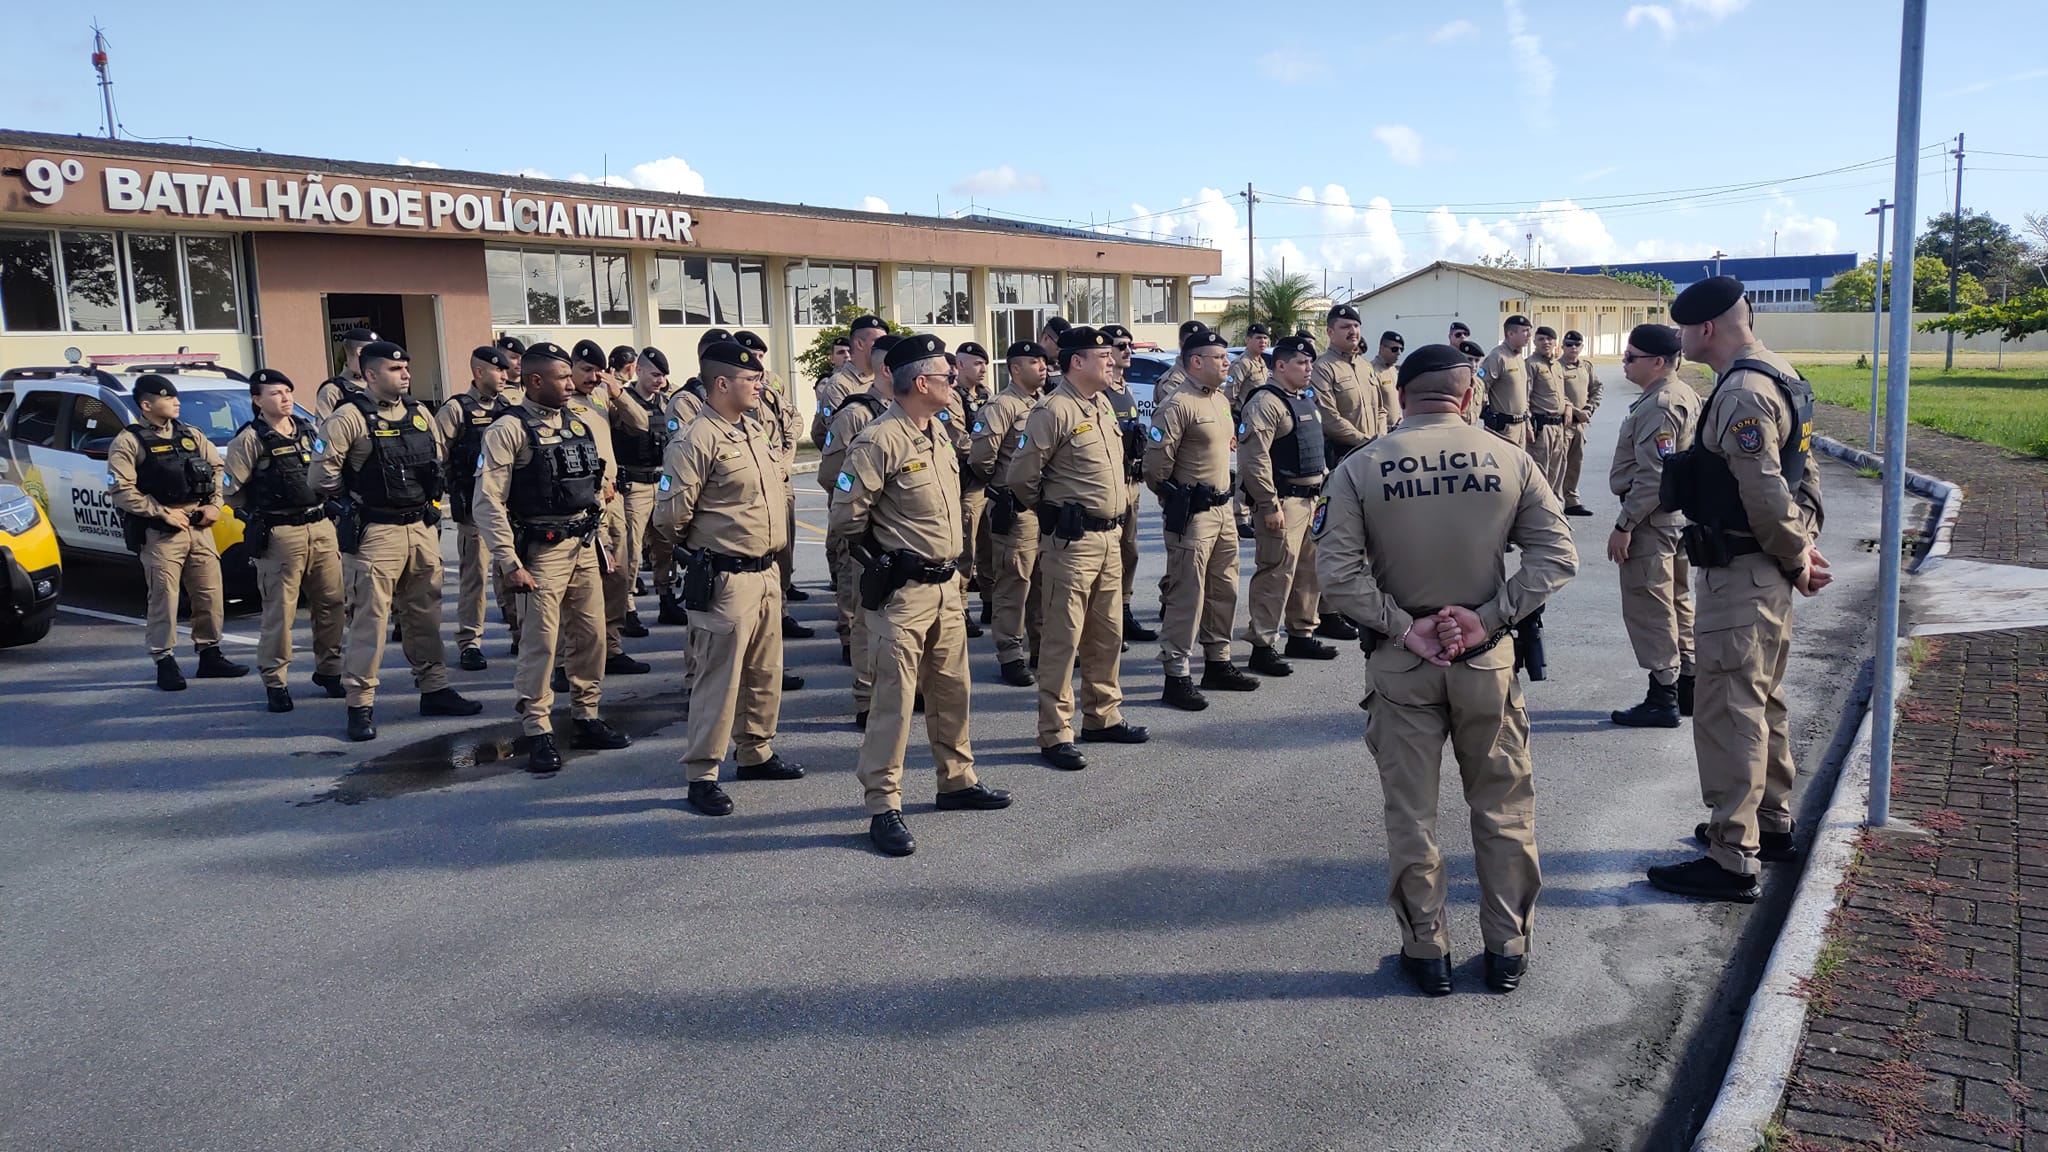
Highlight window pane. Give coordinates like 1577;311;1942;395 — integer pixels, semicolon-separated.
68;395;125;451
653;255;686;325
183;235;240;331
9;391;62;447
61;232;124;332
522;251;560;324
0;230;63;332
830;266;854;324
127;234;186;331
487;249;527;324
707;258;740;325
559;251;597;325
943;269;972;324
596;253;631;325
683;257;711;325
854;265;875;307
896;269;927;325
739;260;766;326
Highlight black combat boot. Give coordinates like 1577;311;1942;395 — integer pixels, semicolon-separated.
621;610;649;639
195;645;250;679
1611;677;1681;728
1122;605;1158;642
156;655;188;692
1314;615;1359;641
420;687;484;716
571;718;632;749
658;594;689;626
1162;675;1208;711
1248;646;1293;676
266;686;294;713
1284;635;1337;661
1200;661;1260;692
527;733;561;773
346;706;377;742
783;614;816;639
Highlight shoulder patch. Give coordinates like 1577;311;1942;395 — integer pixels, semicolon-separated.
477;451;487;470
1304;387;1315;400
1016;432;1028;449
835;471;854;492
937;410;951;422
1653;431;1675;459
823;431;834;447
1310;495;1330;537
313;438;328;454
1731;417;1765;455
1149;425;1165;441
668;418;680;431
659;473;672;492
1237;422;1248;436
972;420;985;433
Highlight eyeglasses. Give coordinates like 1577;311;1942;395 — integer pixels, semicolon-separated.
1621;352;1663;364
1111;342;1132;351
920;370;959;384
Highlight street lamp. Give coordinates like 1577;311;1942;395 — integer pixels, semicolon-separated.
1865;200;1891;449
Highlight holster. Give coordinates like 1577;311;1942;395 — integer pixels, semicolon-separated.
448;485;473;525
679;548;716;611
1681;523;1732;568
244;515;273;560
852;537;893;611
988;487;1018;534
119;511;149;554
1054;503;1087;541
331;501;365;555
1512;607;1547;682
1481;407;1513;434
1160;482;1193;536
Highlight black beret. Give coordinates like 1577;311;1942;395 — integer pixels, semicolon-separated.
570;339;606;368
639;347;670;375
734;330;769;353
885;334;948;371
831;335;852;349
696;328;733;352
1005;340;1048;361
248;368;294;390
1504;314;1531;329
957;342;989;361
1273;335;1317;359
495;334;526;355
1671;275;1746;325
471;346;510;370
1057;326;1109;352
134;373;177;399
1380;330;1404;345
1534;326;1557;339
943;352;957;366
1628;324;1682;357
1042;316;1073;335
872;334;903;356
522;341;573;368
1457;340;1487;358
360;340;409;367
1182;330;1228;354
1176;320;1207;340
1099;325;1133;342
700;342;763;372
339;327;378;344
608;344;637;370
1448;320;1472;333
849;315;888;334
1396;343;1472;388
1563;330;1584;343
1327;304;1360;324
1246;323;1270;336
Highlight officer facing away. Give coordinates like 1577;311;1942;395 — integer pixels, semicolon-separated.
316;327;378;418
437;345;524;671
1314;343;1577;996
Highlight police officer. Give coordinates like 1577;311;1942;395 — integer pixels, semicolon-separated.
225;368;343;711
1649;277;1829;902
1149;319;1209;409
1146;329;1258;710
1559;330;1602;516
110;374;248;690
472;342;633;771
496;334;526;382
950;341;995;633
438;346;524;670
607;345;674;640
1313;305;1381;458
315;327;378;418
314;341;482;741
1010;326;1150;770
1524;326;1571;495
1037;316;1073;388
1367;330;1404;434
1227;323;1271;537
1100;323;1157;643
832;335;1011;856
826;334;853;376
662;329;733;433
568;339;650;674
1447;320;1472;348
660;340;802;817
1479;316;1534;446
608;344;638;384
1239;335;1337;676
1607;324;1700;729
1314;343;1578;995
819;333;899;723
814;315;886;447
973;341;1050;687
737;331;813;635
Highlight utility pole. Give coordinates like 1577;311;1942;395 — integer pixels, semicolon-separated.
1944;132;1965;369
1866;199;1890;449
1773;230;1778;257
1711;249;1727;277
1245;183;1257;333
91;21;116;139
1525;232;1534;267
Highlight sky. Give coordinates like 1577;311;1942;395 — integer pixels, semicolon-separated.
5;0;2044;296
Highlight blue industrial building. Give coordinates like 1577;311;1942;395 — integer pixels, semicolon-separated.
1544;253;1858;311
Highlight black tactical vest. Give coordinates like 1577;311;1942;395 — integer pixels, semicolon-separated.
446;390;514;491
508;410;605;524
239;419;319;513
343;393;443;512
1251;384;1325;480
614;388;669;474
1665;359;1814;533
843;392;888;420
127;421;216;506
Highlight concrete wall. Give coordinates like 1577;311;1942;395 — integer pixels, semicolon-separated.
1753;311;2044;354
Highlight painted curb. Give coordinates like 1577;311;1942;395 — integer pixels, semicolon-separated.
1811;435;1965;570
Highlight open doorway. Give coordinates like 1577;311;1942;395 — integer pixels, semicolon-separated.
320;292;444;403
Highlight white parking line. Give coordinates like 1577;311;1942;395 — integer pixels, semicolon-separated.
57;604;261;646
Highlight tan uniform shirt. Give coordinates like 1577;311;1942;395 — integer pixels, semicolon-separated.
1152;362;1190;411
472;400;597;577
1315;410;1578;641
812;361;872;447
1525;353;1566;416
1479;345;1529;419
110;418;226;520
828;409;963;561
1610;374;1700;533
1368;355;1401;433
1225;353;1268;409
1561;358;1601;419
313;396;447;497
432;385;524;447
1008;381;1129;520
314;373;364;420
970;386;1041;486
1237;383;1325;516
664;381;706;430
1143;380;1233;493
564;392;619;474
1700;341;1825;569
222;418;313;513
1312;347;1377;448
658;406;787;557
818;394;889;498
759;372;801;475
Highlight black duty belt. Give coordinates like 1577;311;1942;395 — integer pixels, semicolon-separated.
1481;407;1528;424
1723;533;1765;558
620;468;661;486
1277;483;1323;499
907;558;958;584
1529;412;1567;428
1453;627;1511;664
361;505;432;525
253;505;328;527
706;552;778;573
1188;486;1232;511
1037;505;1127;532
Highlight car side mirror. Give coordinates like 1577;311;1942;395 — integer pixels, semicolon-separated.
80;436;115;460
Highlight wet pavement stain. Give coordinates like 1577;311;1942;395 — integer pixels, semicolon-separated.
301;690;689;806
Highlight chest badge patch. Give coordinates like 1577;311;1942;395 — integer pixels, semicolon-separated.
411;413;430;432
1074;422;1093;434
901;460;929;475
180;436;197;451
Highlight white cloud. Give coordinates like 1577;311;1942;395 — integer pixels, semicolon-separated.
1627;0;1747;37
1503;0;1554;125
503;167;553;180
396;156;444;169
627;156;706;195
1372;125;1425;168
1681;0;1748;17
1256;50;1324;85
1758;197;1840;256
566;172;635;189
861;195;891;214
1429;19;1476;43
1126;188;1255;286
1625;5;1676;37
950;165;1048;197
1944;67;2048;97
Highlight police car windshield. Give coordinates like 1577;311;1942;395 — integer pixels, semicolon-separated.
1122;358;1168;385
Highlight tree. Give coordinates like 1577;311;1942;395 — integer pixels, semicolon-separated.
1472;252;1527;269
1914;210;2031;297
1918;288;2048;342
1215;269;1319;342
1814;264;1879;312
794;306;914;383
1599;266;1676;297
1813;256;1986;312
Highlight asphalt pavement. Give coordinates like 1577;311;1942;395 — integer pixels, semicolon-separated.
0;401;1889;1152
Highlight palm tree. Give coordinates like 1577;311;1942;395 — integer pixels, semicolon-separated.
1216;270;1319;342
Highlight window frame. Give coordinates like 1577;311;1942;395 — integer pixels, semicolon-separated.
894;266;975;326
485;244;636;328
1063;273;1120;325
7;389;67;448
789;261;879;327
1132;276;1180;325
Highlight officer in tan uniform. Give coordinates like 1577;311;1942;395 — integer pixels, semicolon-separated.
1649;277;1830;902
224;368;343;711
941;341;994;638
1558;330;1602;515
1037;317;1073;389
1367;330;1404;434
1145;329;1258;710
1009;326;1150;770
1478;315;1534;446
814;315;886;447
1100;324;1157;643
314;341;482;741
109;374;248;691
605;346;669;639
1605;323;1699;729
659;340;802;816
1238;335;1338;676
471;342;632;772
495;334;526;382
832;335;1012;856
1523;326;1571;495
315;326;377;418
1314;342;1578;996
1313;305;1380;458
737;330;814;637
820;334;899;724
1148;320;1209;410
973;341;1050;687
1226;323;1271;537
438;346;524;670
568;339;650;674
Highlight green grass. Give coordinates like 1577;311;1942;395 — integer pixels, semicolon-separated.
1798;362;2048;459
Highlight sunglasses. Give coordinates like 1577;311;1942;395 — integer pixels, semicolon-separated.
1112;342;1132;351
920;370;959;384
1621;352;1664;364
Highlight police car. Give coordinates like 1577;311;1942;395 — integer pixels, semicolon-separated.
0;353;310;595
1122;352;1176;416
